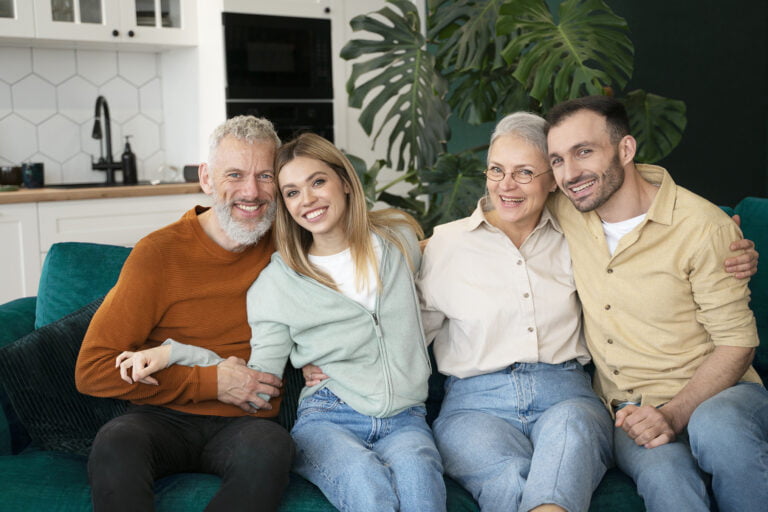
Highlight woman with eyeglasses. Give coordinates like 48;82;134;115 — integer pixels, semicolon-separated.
418;112;614;512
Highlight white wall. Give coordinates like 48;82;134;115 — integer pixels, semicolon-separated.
0;46;168;184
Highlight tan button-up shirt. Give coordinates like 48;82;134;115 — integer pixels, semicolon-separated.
418;199;590;379
550;164;761;408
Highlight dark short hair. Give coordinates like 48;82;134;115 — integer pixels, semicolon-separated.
545;95;630;144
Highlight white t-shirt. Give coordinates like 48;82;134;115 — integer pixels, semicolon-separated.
601;214;645;255
308;236;381;310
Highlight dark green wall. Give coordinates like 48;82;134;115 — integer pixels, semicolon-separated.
446;0;768;206
608;0;768;206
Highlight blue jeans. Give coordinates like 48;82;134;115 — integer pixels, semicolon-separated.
290;387;446;512
614;382;768;512
433;361;613;512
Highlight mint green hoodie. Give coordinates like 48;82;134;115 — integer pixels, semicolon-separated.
168;223;431;418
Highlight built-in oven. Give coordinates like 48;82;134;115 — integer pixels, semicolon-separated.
226;101;334;145
223;11;334;142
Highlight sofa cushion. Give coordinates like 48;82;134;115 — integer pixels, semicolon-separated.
0;297;37;454
35;242;131;329
0;298;127;455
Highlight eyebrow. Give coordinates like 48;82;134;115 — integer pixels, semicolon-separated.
280;171;328;192
549;141;591;159
489;160;538;169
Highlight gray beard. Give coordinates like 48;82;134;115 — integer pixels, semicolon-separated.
212;198;276;247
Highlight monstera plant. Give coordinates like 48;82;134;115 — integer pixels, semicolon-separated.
342;0;687;234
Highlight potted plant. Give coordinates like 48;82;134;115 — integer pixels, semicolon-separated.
341;0;687;234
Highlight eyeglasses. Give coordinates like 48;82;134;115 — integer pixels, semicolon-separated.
483;168;553;184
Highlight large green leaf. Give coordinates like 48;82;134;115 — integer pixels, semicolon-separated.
498;0;633;108
428;0;510;72
418;151;487;234
623;90;687;164
445;68;532;125
341;0;450;171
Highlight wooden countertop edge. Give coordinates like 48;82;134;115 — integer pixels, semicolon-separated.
0;183;204;205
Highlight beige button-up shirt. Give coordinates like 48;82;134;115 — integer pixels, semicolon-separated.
550;164;761;408
418;198;590;379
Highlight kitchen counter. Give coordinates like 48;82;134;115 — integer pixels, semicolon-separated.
0;182;203;205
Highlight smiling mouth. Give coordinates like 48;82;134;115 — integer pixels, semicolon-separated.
236;203;264;212
304;207;327;220
569;179;597;194
500;195;524;205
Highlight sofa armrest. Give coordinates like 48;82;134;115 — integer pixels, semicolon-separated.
0;296;36;455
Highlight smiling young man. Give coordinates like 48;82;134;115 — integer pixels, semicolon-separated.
545;95;768;512
75;116;294;512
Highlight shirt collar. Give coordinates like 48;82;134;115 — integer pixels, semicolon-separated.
637;164;675;226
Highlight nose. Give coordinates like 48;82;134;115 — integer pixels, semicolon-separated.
500;172;519;189
551;158;572;187
302;188;317;205
242;174;265;198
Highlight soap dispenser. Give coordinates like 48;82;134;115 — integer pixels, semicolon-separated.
121;135;138;185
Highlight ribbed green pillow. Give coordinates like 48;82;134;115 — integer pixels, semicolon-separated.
35;242;131;329
0;298;127;455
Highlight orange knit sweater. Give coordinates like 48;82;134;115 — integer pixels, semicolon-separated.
75;207;279;417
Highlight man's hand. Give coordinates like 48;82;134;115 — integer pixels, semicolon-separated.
116;344;172;385
726;214;759;278
217;357;282;412
615;404;678;449
302;363;329;387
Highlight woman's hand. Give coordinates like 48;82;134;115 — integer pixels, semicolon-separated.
116;344;172;385
302;363;329;387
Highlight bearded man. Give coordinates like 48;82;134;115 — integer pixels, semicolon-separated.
546;96;766;512
75;116;294;512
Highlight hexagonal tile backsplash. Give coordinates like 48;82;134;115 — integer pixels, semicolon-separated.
0;46;165;185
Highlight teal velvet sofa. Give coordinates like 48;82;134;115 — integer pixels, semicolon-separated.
0;196;766;511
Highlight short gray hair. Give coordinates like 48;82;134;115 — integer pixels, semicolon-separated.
489;112;548;162
208;115;280;162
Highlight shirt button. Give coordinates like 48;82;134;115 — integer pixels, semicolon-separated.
607;268;613;274
527;327;534;332
517;260;523;265
523;293;530;298
613;370;620;375
604;304;611;310
607;339;614;344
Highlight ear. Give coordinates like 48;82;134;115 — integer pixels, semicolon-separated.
619;135;637;165
199;163;213;195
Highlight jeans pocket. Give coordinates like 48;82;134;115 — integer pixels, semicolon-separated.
297;387;342;417
407;405;427;418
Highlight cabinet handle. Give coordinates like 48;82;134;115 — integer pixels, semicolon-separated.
112;29;119;37
128;30;135;37
324;7;330;14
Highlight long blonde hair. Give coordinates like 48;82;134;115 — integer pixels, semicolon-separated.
273;133;423;291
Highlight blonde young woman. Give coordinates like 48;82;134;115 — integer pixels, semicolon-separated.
116;133;446;512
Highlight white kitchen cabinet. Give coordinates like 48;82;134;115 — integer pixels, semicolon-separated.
32;0;196;47
0;203;41;304
37;192;208;253
0;0;35;38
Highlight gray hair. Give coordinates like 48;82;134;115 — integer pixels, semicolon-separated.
488;112;548;162
208;115;281;162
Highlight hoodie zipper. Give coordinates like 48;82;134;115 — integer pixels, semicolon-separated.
291;242;394;417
